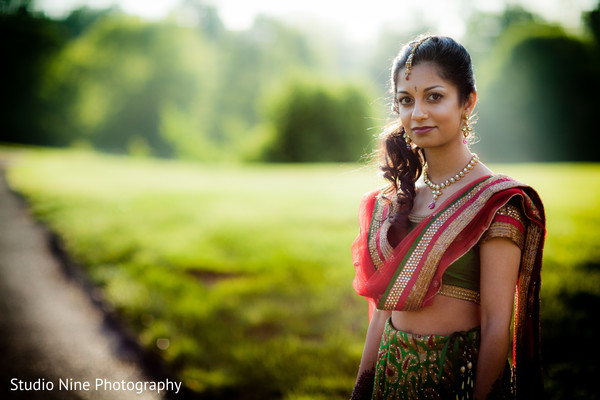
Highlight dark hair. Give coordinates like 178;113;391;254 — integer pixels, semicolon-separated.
379;35;476;241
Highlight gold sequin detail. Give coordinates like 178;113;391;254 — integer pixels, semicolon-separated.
367;195;386;269
382;176;526;311
404;179;524;310
497;203;526;223
481;203;526;249
408;213;428;224
378;220;395;261
481;222;525;250
438;284;481;304
378;196;401;262
513;221;543;384
368;194;404;269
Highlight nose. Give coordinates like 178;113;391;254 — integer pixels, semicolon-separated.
412;100;428;120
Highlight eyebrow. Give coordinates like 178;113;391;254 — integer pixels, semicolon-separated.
396;85;445;94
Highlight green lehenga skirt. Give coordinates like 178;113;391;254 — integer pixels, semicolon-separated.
372;318;481;400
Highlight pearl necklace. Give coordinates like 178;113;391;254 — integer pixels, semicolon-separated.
423;154;479;209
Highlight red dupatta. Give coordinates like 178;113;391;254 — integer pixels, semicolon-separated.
352;174;546;398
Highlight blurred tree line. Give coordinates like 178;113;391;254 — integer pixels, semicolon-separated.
1;0;374;162
466;4;600;162
1;0;599;162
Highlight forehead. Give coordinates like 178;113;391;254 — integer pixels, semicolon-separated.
396;62;453;92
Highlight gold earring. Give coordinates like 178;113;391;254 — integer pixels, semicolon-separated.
461;113;472;144
402;129;412;150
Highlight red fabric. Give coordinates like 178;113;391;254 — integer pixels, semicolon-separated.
352;175;546;397
495;214;526;235
351;189;380;320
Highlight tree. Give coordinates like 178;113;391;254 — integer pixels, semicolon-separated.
0;7;68;145
62;6;118;38
475;22;600;161
263;79;374;162
45;15;221;158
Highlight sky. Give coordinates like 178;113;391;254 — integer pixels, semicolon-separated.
34;0;597;42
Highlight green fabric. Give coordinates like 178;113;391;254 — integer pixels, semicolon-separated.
372;318;480;399
442;248;480;291
408;221;480;292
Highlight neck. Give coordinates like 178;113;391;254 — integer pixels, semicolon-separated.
423;146;473;183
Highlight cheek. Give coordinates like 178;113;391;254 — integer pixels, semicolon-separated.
399;110;412;127
435;105;462;126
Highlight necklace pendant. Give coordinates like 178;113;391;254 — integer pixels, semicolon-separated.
423;154;479;212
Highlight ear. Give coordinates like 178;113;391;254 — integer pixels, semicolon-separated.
464;91;477;115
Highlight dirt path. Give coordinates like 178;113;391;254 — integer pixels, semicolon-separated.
0;164;180;399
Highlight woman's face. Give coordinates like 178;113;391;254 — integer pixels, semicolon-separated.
395;62;475;150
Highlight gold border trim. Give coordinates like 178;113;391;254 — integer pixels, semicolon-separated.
480;221;525;250
438;284;481;304
368;195;386;269
382;176;524;310
512;221;543;387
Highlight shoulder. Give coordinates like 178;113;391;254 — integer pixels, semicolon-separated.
486;174;545;226
361;188;381;202
356;189;384;233
485;174;538;199
356;188;381;216
488;173;539;192
358;188;383;210
488;173;523;186
481;200;527;250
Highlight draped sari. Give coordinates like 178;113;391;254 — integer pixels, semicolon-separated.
352;174;546;398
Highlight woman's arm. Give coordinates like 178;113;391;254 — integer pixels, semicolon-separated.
473;237;521;399
350;308;392;400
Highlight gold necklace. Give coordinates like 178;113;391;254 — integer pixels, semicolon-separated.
423;154;479;209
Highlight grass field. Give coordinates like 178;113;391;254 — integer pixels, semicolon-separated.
3;147;600;399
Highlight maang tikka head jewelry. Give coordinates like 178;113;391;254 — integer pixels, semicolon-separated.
404;36;431;80
461;113;473;144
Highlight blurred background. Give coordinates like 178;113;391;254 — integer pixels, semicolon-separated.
1;0;600;399
2;0;599;162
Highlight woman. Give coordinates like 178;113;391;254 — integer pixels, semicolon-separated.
350;35;546;400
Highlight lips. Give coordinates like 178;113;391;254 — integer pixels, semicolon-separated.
411;126;435;134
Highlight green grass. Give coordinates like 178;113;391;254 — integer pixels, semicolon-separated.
3;147;600;399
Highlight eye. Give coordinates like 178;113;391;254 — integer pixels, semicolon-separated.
398;96;413;106
427;93;443;102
